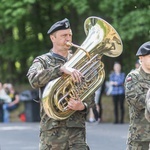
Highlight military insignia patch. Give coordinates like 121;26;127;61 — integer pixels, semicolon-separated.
33;59;40;63
65;22;69;28
126;76;132;82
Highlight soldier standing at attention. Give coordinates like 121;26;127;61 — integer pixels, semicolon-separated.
145;88;150;122
27;18;95;150
124;41;150;150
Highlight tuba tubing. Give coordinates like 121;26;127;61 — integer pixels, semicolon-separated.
42;16;123;120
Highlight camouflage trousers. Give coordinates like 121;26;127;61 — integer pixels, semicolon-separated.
39;127;90;150
126;141;150;150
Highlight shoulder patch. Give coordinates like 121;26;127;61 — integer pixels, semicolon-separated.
33;59;40;63
126;76;132;82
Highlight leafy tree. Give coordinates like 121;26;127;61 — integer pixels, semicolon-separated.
0;0;149;86
99;0;150;72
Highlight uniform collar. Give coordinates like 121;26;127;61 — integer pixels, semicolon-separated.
139;66;150;80
51;51;68;62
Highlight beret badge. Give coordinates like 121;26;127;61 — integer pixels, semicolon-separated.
47;18;70;35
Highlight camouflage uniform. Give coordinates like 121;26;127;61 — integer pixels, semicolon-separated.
27;51;95;150
145;89;150;122
124;66;150;150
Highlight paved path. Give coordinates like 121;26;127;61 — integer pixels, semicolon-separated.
0;122;129;150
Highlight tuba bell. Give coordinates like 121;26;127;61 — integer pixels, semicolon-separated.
42;16;123;120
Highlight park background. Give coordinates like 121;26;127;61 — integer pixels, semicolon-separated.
0;0;149;122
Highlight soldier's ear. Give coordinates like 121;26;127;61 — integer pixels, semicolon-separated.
138;56;143;63
50;34;55;42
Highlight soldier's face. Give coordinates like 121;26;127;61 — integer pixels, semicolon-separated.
51;29;72;51
139;54;150;72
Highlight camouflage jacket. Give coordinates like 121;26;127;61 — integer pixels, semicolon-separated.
27;51;95;131
124;66;150;142
145;89;150;122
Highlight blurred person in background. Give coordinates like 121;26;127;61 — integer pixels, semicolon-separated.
88;87;103;123
145;88;150;122
0;82;11;122
124;41;150;150
135;59;140;69
109;62;125;124
0;82;4;122
2;83;20;123
88;81;105;123
96;81;105;123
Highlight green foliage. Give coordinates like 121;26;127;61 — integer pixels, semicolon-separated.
119;9;149;40
53;0;89;14
0;0;149;84
69;0;89;14
99;0;150;41
0;0;35;28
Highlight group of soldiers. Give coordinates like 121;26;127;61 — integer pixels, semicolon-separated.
26;17;150;150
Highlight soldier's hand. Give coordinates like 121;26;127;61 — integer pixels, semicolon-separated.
67;98;85;111
60;66;83;83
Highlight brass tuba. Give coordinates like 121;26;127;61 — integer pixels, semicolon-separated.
42;16;123;120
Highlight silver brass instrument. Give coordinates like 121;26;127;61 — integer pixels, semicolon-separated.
42;16;123;120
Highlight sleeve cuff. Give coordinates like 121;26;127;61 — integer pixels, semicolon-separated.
54;65;64;76
82;102;88;113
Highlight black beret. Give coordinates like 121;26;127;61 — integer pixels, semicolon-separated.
47;18;70;35
136;41;150;56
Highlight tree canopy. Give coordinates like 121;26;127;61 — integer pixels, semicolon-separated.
0;0;149;85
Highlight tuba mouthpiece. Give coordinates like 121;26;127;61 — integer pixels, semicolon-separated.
66;42;72;46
